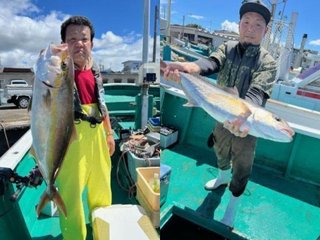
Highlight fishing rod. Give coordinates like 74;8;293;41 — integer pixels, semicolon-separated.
0;166;43;201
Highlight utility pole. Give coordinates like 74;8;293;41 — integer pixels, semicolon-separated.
152;5;158;62
181;15;185;40
166;0;171;42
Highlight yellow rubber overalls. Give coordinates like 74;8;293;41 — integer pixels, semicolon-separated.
56;103;112;240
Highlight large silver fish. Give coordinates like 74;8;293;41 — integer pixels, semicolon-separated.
30;44;75;217
178;72;295;142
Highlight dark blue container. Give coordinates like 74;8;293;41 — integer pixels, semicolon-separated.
160;164;171;206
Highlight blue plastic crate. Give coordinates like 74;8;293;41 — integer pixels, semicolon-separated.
148;117;160;126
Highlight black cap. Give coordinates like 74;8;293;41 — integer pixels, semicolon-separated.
240;1;271;25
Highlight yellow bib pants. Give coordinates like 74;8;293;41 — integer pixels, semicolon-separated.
56;104;112;240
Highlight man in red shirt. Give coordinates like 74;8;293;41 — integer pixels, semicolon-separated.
56;16;114;240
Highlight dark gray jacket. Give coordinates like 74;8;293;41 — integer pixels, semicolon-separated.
196;41;277;106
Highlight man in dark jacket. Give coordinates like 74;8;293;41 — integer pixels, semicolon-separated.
163;0;276;228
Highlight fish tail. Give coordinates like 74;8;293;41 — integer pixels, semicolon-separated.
36;191;50;218
36;185;67;218
51;185;67;217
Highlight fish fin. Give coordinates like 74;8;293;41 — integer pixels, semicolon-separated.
235;100;252;118
51;186;67;217
183;101;196;107
67;56;74;81
43;89;51;108
222;86;239;96
29;146;36;159
183;99;200;107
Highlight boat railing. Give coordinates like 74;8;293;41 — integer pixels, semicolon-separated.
161;75;320;140
0;129;32;170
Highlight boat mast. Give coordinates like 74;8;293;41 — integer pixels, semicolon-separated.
269;0;288;59
262;0;277;51
277;11;298;81
166;0;171;42
142;0;150;64
139;0;151;129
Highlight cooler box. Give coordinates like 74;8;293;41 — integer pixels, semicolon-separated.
160;164;171;206
92;205;159;240
136;185;160;228
160;127;178;148
146;132;160;143
136;167;160;227
136;167;160;211
127;151;160;183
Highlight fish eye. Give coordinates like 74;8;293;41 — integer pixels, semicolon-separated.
274;115;281;122
61;62;67;71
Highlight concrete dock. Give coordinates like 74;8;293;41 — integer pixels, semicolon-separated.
0;104;30;130
0;105;30;156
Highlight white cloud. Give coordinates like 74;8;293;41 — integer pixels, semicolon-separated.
188;14;204;20
0;0;68;68
0;0;158;72
309;39;320;46
221;20;239;34
0;0;39;17
94;31;124;48
93;35;160;71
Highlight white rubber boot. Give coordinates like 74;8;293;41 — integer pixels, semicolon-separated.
204;169;231;190
221;191;241;228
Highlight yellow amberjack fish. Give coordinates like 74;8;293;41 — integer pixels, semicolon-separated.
30;44;76;217
179;72;294;142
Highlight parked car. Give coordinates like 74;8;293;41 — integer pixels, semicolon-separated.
0;80;32;108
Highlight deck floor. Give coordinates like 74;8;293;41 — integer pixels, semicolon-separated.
19;151;138;240
160;144;320;240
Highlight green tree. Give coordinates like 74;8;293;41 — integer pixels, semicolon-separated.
185;23;205;30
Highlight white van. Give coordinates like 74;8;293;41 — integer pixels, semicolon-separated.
2;80;32;108
7;80;29;87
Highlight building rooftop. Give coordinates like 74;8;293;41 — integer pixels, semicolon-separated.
0;67;33;73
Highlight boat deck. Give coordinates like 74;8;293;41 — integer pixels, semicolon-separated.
0;83;161;239
160;144;320;240
12;150;137;240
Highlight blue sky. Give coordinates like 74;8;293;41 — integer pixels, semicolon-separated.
0;0;159;70
32;0;158;39
160;0;320;52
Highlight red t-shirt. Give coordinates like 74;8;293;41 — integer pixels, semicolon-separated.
75;69;97;104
